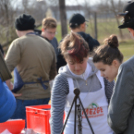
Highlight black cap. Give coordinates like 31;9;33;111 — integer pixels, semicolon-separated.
15;14;36;31
118;1;134;29
69;13;87;28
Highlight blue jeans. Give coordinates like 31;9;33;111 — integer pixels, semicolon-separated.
11;98;50;127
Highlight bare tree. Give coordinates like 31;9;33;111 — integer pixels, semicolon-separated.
110;0;123;38
22;0;29;13
0;0;17;46
0;0;48;52
21;0;48;24
36;0;68;37
92;0;125;39
83;0;96;37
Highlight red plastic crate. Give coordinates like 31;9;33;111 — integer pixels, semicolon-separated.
26;105;51;134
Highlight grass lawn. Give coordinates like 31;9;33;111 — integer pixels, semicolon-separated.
119;40;134;61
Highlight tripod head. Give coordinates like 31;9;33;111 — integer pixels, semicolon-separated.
74;88;80;96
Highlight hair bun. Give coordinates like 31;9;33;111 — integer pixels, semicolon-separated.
107;35;119;48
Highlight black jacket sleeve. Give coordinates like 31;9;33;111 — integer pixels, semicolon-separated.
77;32;100;52
57;48;66;72
87;36;100;51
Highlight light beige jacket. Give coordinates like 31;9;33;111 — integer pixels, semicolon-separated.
5;34;57;100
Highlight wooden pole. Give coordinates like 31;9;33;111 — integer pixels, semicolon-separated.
59;0;68;38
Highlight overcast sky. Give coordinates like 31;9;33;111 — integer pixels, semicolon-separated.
38;0;132;7
65;0;99;6
65;0;133;6
44;0;102;6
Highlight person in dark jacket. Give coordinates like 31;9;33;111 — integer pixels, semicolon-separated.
57;13;100;71
107;2;134;134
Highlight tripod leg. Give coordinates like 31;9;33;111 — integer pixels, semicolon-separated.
74;98;77;134
60;96;77;134
77;104;82;134
78;97;95;134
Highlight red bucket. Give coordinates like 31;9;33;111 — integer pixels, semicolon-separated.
0;119;25;134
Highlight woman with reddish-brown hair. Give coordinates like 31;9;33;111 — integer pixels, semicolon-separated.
50;32;114;134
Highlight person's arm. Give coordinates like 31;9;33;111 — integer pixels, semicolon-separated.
54;37;59;57
6;80;13;90
50;74;69;134
87;36;100;51
5;40;22;97
5;40;21;72
108;63;134;133
49;48;57;80
0;79;16;122
104;78;114;104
